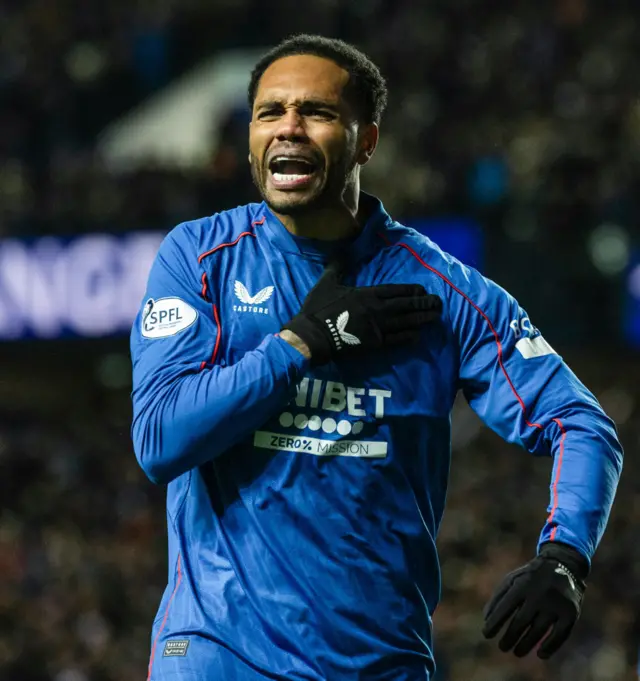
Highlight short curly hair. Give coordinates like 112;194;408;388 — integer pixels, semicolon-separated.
248;34;388;125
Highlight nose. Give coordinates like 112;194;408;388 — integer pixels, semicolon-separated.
275;108;308;142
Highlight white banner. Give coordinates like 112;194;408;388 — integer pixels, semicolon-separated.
254;431;388;458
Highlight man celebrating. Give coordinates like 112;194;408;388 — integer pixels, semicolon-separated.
131;35;622;681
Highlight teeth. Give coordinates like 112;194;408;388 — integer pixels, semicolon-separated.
273;172;313;182
273;156;311;163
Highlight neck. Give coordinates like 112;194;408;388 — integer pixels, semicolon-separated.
274;186;363;241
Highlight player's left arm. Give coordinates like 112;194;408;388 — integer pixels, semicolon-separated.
448;261;623;658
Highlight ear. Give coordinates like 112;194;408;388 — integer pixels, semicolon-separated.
356;123;379;166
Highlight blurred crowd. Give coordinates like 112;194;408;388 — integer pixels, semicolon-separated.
1;0;639;680
0;403;165;681
2;0;639;343
0;353;636;681
1;0;640;242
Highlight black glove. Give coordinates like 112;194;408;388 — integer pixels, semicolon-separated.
282;259;442;365
482;542;588;659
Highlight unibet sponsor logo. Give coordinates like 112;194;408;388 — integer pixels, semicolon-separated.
233;280;273;315
293;378;391;418
254;378;391;458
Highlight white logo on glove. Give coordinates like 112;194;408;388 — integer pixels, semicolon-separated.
325;311;361;350
554;564;577;591
336;311;361;346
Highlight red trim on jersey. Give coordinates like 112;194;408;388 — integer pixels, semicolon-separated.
197;217;265;263
388;238;544;429
200;304;222;371
197;217;265;367
547;418;566;539
147;553;182;681
386;235;569;540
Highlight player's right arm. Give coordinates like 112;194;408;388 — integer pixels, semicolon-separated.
131;228;440;485
130;225;310;485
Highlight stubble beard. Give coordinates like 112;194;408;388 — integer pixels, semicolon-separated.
250;152;351;216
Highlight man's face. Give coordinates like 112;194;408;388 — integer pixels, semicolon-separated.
249;54;366;215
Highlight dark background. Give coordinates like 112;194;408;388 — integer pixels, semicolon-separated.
1;1;638;679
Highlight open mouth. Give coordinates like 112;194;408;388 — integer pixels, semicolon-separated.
268;155;319;190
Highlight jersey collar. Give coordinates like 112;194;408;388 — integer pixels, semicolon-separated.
259;193;392;264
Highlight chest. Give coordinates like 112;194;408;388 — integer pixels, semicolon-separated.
204;248;458;419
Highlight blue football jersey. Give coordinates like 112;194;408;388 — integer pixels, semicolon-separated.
130;194;622;681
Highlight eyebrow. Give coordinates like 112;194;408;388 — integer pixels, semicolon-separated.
255;98;340;110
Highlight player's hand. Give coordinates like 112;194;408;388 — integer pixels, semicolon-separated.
482;542;588;659
281;258;442;365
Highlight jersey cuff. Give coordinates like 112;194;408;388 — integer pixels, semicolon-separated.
271;333;312;375
537;527;593;568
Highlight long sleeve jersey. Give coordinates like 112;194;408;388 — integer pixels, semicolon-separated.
130;194;622;681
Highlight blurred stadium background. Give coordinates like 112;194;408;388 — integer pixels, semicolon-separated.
1;1;639;680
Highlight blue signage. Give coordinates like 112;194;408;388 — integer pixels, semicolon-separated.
0;232;164;340
405;217;483;271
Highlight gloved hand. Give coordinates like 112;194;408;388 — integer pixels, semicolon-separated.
482;542;589;659
282;258;442;365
